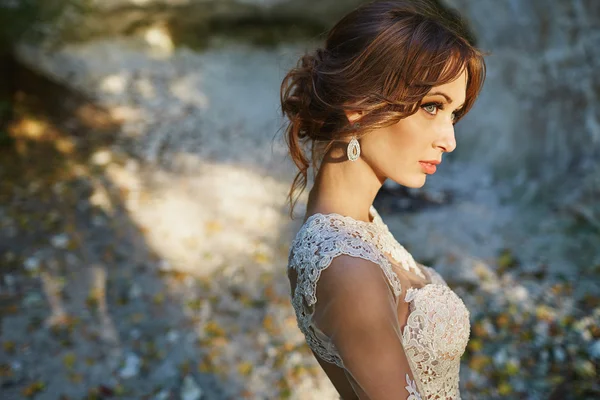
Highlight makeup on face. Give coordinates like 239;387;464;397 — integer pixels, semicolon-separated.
419;162;436;174
419;91;466;124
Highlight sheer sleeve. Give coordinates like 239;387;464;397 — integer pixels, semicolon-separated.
311;254;423;400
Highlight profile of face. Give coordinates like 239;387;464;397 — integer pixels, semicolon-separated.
358;68;468;188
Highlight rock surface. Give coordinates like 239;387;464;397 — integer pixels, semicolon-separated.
20;0;365;44
444;0;600;183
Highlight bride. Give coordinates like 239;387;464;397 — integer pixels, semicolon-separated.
280;0;486;398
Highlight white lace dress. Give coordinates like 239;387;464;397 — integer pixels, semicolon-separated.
287;206;470;399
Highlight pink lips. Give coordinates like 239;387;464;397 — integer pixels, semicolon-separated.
419;161;438;174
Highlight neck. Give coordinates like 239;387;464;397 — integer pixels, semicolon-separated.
306;141;385;223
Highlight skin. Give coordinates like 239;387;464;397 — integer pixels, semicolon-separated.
304;68;468;224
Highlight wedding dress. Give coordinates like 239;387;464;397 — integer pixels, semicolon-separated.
287;205;470;399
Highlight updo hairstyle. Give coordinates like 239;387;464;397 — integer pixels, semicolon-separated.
280;0;486;217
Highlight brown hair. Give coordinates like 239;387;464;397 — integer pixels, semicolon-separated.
280;0;486;219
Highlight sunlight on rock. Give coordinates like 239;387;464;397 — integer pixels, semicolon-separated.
170;74;210;109
104;157;296;276
89;181;115;215
134;77;156;99
54;137;76;154
14;118;47;139
509;285;529;303
129;0;191;6
100;74;128;95
40;271;68;328
91;149;113;166
109;106;143;126
144;25;174;55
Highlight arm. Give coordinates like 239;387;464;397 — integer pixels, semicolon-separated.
312;255;422;400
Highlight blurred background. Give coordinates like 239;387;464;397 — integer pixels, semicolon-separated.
0;0;598;399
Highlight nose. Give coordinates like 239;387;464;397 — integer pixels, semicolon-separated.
433;122;456;153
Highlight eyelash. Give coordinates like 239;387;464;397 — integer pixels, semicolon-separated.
420;101;463;123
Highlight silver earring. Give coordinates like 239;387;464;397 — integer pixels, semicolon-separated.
347;136;360;161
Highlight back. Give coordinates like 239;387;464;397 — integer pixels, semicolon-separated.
288;253;420;399
287;206;471;399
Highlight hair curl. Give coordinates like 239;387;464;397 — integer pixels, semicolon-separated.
280;0;486;219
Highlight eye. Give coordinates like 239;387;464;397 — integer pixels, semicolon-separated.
421;102;442;115
422;101;465;124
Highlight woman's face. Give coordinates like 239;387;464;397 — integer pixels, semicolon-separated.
360;69;468;188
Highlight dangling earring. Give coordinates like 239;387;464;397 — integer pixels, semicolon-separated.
346;121;361;161
347;133;360;162
347;137;360;161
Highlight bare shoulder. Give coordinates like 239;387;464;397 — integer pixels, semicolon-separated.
314;254;403;333
316;254;392;299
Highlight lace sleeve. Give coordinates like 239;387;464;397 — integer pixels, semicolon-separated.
311;255;423;400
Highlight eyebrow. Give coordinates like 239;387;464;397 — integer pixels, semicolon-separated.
426;91;465;109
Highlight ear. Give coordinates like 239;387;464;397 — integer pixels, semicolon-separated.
344;110;363;124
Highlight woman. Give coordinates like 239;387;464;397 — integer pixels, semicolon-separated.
281;0;485;399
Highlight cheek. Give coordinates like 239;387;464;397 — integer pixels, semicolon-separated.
362;115;428;167
388;117;424;153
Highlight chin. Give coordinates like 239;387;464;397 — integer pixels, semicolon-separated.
390;175;427;189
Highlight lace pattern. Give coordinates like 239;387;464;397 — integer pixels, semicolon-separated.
406;374;423;400
290;206;414;307
288;206;470;399
370;209;426;281
288;208;407;366
403;285;470;399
